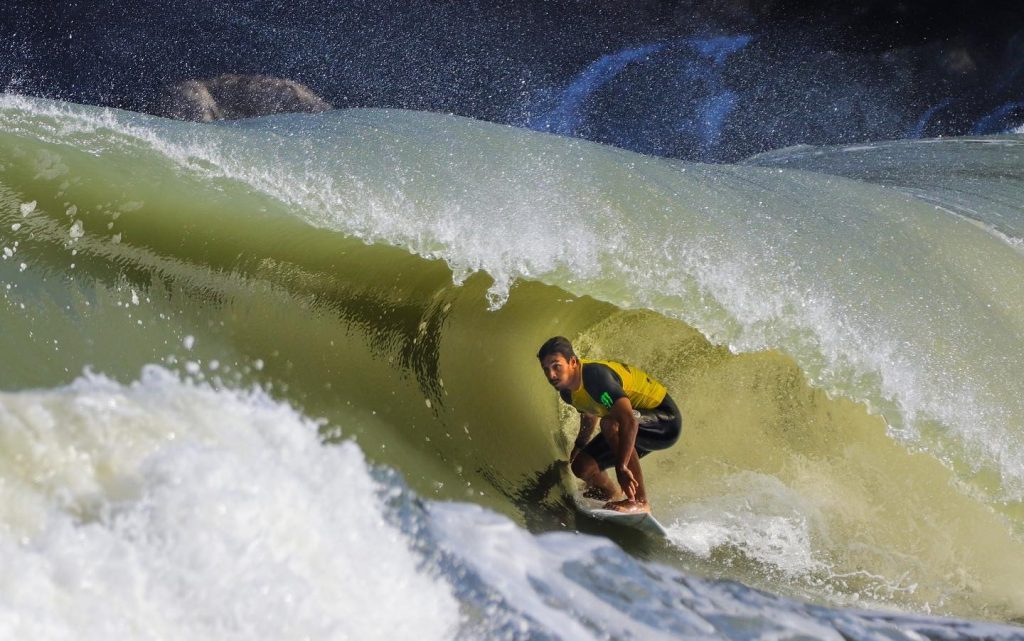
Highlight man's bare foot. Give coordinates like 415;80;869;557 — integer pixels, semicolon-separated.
602;499;650;514
582;485;613;500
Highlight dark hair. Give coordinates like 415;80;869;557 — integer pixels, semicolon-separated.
537;336;576;362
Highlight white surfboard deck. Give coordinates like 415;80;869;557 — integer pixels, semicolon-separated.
573;494;669;537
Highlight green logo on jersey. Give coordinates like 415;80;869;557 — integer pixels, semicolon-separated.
600;392;613;408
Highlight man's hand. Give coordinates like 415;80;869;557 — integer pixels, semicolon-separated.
616;465;638;500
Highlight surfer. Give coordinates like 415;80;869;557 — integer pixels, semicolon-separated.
537;336;681;514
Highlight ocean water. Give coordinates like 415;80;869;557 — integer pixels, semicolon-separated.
2;94;1024;639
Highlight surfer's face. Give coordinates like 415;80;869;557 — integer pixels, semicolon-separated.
541;354;578;391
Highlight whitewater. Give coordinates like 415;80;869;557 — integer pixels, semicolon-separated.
2;94;1024;639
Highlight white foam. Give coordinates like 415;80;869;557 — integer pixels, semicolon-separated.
0;366;460;641
664;473;824;578
428;501;715;641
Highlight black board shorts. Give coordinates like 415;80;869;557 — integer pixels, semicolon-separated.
581;393;682;470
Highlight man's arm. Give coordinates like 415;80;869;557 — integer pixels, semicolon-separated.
569;413;599;464
610;397;640;499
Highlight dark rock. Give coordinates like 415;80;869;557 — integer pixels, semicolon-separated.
156;74;332;121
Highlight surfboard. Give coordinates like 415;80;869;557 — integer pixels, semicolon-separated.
573;494;669;537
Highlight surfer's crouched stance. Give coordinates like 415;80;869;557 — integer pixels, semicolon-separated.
537;336;681;514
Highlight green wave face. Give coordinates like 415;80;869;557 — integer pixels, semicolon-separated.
2;96;1024;622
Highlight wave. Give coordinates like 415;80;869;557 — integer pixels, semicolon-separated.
2;95;1024;623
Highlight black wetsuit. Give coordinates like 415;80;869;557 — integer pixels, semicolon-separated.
561;359;682;470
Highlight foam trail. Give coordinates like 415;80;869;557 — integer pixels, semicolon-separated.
664;472;823;578
426;503;1024;641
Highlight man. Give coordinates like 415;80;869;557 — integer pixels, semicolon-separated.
537;336;681;513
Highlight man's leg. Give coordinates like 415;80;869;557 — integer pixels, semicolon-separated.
598;416;650;512
570;450;618;500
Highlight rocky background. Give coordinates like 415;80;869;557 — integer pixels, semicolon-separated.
2;0;1022;161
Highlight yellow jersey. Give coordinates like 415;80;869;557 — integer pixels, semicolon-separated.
560;358;667;417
